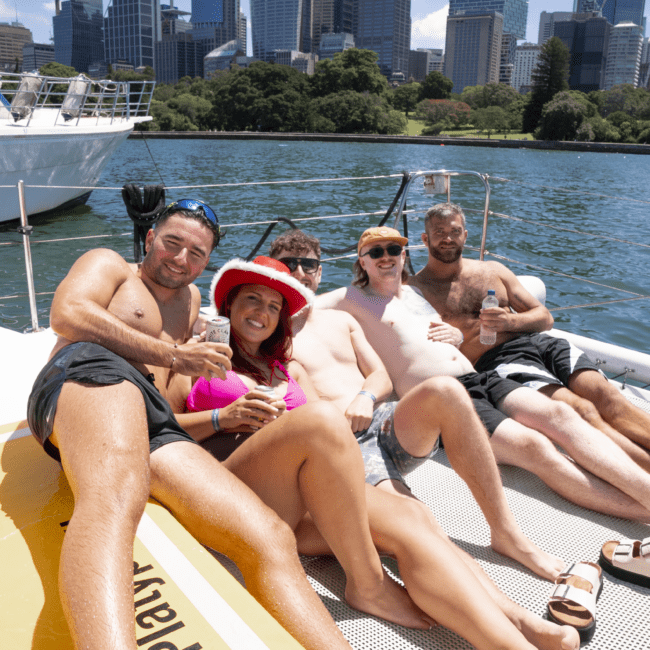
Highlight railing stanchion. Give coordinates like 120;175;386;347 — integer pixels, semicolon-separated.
17;180;43;333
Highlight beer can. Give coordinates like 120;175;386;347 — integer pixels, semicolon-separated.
255;384;276;400
205;316;230;344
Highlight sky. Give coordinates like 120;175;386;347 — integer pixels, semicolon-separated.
4;1;650;55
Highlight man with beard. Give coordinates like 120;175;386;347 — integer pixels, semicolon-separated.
409;202;650;473
315;225;650;522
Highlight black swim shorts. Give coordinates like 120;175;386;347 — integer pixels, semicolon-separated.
27;342;197;462
474;333;601;391
456;370;523;435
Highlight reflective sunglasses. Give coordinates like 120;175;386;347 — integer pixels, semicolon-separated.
278;257;320;274
162;199;218;226
360;244;403;259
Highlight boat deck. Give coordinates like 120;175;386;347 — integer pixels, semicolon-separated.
2;327;648;649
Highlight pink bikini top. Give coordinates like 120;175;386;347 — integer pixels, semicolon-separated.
186;360;307;413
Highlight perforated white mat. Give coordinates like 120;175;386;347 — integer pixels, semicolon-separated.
304;452;649;649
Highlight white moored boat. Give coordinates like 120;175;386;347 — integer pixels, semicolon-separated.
1;169;649;649
0;71;154;223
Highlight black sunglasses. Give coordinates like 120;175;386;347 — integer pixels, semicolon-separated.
361;244;403;259
278;257;320;274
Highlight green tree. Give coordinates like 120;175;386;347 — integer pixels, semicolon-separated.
308;91;406;134
392;82;421;117
535;91;589;140
601;84;650;119
210;62;311;132
472;106;508;138
39;62;79;78
461;83;519;109
522;36;570;133
310;48;390;98
418;71;453;100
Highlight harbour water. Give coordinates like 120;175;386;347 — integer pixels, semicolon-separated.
1;138;649;356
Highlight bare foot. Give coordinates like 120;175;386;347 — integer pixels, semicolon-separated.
518;615;580;650
345;569;435;629
491;529;565;581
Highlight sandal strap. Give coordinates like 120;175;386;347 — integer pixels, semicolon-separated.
640;538;650;560
549;583;597;619
558;562;601;592
613;539;636;563
614;539;650;566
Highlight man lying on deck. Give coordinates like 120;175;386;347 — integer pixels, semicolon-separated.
409;202;650;472
26;200;370;650
314;225;650;523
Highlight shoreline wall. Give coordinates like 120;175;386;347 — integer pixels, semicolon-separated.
129;131;650;155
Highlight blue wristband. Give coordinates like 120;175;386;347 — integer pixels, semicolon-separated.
358;390;376;402
212;408;221;432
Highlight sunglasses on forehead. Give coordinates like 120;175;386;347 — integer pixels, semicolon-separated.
161;199;218;226
361;244;404;259
278;257;320;274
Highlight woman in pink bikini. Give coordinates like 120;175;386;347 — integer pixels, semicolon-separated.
170;256;580;650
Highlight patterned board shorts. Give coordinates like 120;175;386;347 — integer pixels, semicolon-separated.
356;401;439;487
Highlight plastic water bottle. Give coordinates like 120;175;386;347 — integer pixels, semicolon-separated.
480;290;499;345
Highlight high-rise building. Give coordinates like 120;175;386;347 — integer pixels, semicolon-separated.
52;0;103;73
238;10;247;53
0;22;32;72
250;0;312;61
104;0;161;70
555;13;611;91
640;36;650;85
538;11;574;44
512;42;541;92
319;32;355;60
603;21;643;88
575;0;645;28
203;39;245;77
156;34;204;83
191;0;242;50
500;32;517;84
311;1;355;54
161;2;192;36
355;0;411;78
22;42;55;72
444;11;503;93
448;0;527;39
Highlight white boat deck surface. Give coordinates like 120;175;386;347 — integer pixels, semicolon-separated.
2;327;649;649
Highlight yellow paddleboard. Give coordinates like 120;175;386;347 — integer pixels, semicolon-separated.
0;421;304;650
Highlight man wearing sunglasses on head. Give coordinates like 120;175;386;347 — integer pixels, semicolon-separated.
27;200;356;650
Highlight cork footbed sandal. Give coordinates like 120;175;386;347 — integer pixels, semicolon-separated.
546;562;603;645
599;538;650;589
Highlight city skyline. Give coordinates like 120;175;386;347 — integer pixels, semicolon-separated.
5;0;650;60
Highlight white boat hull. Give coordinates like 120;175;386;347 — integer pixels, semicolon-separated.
0;121;134;223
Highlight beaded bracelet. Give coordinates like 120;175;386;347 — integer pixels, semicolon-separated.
170;342;178;369
358;390;376;402
212;408;221;432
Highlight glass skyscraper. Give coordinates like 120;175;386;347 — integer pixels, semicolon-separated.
448;0;528;39
250;0;311;61
312;0;355;53
104;0;161;70
52;0;104;73
191;0;242;53
355;0;411;77
575;0;645;27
